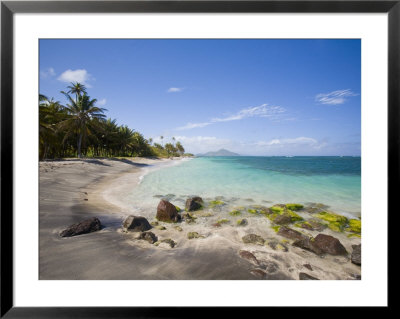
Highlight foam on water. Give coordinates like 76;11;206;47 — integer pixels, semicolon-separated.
125;156;361;217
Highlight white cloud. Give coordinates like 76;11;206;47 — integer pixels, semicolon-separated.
176;103;286;131
97;98;107;106
173;136;234;154
167;87;184;93
315;89;358;105
57;69;93;87
40;67;55;79
161;135;328;155
252;137;327;154
176;122;211;130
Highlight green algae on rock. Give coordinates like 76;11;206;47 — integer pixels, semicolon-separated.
286;209;303;222
347;233;361;238
236;218;248;226
271;225;281;232
286;203;304;211
208;200;225;208
315;211;348;224
242;233;265;245
247;208;259;214
314;211;349;232
347;219;361;233
187;232;201;239
174;226;183;232
268;205;303;223
229;210;242;216
217;218;229;224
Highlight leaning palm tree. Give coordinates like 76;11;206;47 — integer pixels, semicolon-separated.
59;92;106;158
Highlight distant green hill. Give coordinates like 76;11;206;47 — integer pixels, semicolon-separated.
200;149;240;156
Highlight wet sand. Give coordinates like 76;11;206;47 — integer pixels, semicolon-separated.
39;157;361;280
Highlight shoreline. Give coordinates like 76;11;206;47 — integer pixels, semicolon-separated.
39;157;361;280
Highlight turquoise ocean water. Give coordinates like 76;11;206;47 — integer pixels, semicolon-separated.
128;156;361;218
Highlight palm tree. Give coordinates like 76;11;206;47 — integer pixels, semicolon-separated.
160;135;164;147
66;82;87;103
59;92;106;158
39;96;66;159
176;141;185;155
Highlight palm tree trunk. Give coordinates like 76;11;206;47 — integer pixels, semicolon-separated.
77;133;83;158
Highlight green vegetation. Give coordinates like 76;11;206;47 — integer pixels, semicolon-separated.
286;210;303;222
229;210;242;216
236;219;247;226
347;233;361;238
286;203;304;211
174;206;181;212
271;225;281;232
39;83;188;160
209;200;225;208
267;204;303;223
314;211;348;232
247;209;258;214
216;219;230;224
294;221;313;229
270;206;285;214
347;219;361;233
315;211;348;224
187;232;201;239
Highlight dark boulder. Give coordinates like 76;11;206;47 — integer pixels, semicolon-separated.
303;264;313;271
60;217;102;237
299;272;319;280
312;234;347;256
308;220;327;231
274;214;292;225
293;234;346;256
156;200;181;222
239;250;259;265
138;231;158;244
185;196;204;212
250;269;266;279
351;244;361;265
277;226;307;241
242;234;265;245
293;237;324;255
123;215;152;232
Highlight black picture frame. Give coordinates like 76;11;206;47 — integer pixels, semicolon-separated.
1;0;395;317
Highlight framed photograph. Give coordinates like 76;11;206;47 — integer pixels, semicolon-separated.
1;0;395;316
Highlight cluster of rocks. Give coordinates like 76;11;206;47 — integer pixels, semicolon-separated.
58;197;361;279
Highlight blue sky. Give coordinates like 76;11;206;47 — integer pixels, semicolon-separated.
40;39;361;156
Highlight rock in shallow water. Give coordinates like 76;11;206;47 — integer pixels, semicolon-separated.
123;216;152;232
274;214;292;225
242;234;265;245
239;250;259;266
351;244;361;265
138;231;158;244
277;226;307;241
293;234;347;256
60;217;102;237
185;196;204;212
156;200;181;222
